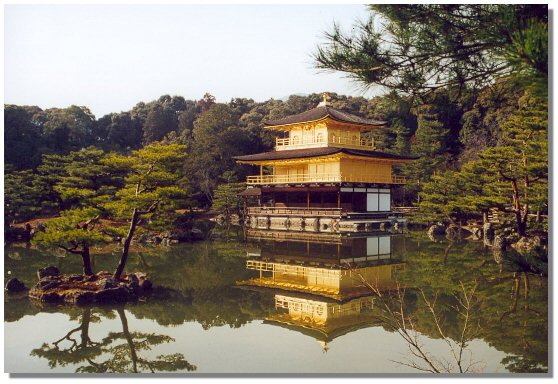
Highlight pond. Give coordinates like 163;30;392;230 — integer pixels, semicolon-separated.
4;224;548;375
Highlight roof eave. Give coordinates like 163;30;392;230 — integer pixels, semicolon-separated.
264;114;386;129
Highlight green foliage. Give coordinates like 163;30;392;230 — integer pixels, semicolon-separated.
33;208;110;251
417;90;547;230
478;92;547;233
184;103;258;205
459;80;524;162
314;4;547;96
4;170;50;225
142;103;177;145
93;112;142;151
415;171;466;224
410;103;449;182
31;143;190;275
417;159;509;225
41;106;96;152
479;92;548;183
4;105;44;169
104;143;189;229
212;181;246;215
504;17;548;93
52;147;128;210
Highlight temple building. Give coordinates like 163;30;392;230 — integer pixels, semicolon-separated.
234;94;416;233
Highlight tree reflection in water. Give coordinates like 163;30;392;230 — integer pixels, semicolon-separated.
357;275;484;373
351;234;548;374
31;306;196;373
31;307;104;369
496;271;547;373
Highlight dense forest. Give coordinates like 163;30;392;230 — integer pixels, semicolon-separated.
4;4;548;237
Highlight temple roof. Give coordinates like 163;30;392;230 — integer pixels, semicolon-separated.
233;147;417;162
237;187;261;197
265;105;386;127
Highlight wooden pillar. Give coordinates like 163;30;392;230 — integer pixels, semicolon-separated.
260;164;263;176
307;190;310;209
337;190;341;209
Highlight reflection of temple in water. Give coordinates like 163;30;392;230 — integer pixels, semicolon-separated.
238;234;403;351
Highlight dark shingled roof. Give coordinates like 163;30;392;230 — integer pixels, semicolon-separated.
233;147;417;162
265;105;385;127
237;187;261;196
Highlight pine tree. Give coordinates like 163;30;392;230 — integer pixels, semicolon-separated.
418;91;547;233
34;208;107;275
416;171;466;225
212;182;246;216
411;103;448;182
455;161;507;223
105;143;188;279
314;5;547;96
51;147;127;210
478;92;547;235
34;143;189;278
4;170;49;225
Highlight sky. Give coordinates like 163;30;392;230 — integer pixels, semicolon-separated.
5;4;376;118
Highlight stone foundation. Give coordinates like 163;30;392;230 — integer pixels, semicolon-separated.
246;214;406;234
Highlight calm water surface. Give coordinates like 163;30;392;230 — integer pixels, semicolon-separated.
4;225;548;374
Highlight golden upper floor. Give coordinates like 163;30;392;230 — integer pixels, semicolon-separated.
265;98;385;152
233;96;416;185
235;147;413;185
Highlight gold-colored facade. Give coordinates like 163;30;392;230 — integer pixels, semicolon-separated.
234;98;415;222
236;110;412;186
273;120;375;152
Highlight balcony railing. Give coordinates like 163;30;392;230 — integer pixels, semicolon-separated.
247;206;343;217
275;136;375;150
246;173;407;185
330;136;375;148
275;137;327;150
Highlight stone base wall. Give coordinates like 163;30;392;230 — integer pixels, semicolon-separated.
246;214;407;234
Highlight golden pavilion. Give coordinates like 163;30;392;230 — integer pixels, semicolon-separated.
234;94;416;233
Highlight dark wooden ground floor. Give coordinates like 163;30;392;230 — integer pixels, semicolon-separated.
252;185;394;213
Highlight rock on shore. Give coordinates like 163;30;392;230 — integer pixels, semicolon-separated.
5;278;27;293
28;269;152;305
511;235;547;255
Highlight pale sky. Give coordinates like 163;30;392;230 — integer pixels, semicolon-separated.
5;4;375;118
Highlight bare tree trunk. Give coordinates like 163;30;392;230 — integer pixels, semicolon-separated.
82;245;94;276
114;208;140;280
511;179;528;236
